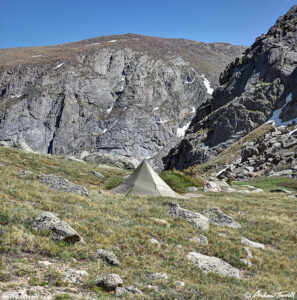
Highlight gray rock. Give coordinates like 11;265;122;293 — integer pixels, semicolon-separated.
186;186;198;192
149;238;160;246
269;169;293;177
187;252;240;278
92;171;104;178
32;211;82;243
61;269;88;284
84;152;139;169
18;170;33;176
147;272;168;280
14;140;35;153
95;273;123;291
190;235;208;244
164;202;209;231
243;247;253;258
240;258;253;267
203;181;222;192
115;286;143;297
66;156;86;163
40;174;88;196
0;141;9;147
97;164;122;170
95;249;121;266
241;237;265;249
202;207;241;228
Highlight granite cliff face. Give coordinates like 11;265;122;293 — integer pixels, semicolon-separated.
164;6;297;170
0;34;246;166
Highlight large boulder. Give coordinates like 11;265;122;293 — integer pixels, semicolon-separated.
95;249;121;266
83;152;139;169
164;202;209;231
32;211;83;243
187;252;240;278
40;174;88;196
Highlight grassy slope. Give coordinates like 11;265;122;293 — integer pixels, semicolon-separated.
0;147;296;299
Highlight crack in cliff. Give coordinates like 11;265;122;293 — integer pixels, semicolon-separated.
47;95;66;154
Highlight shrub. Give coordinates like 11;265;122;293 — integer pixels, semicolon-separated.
104;176;124;190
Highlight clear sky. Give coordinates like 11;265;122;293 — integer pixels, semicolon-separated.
0;0;295;49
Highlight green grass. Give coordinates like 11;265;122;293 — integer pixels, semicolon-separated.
0;147;296;299
160;170;204;193
104;176;124;190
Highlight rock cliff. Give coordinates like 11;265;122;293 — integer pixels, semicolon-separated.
0;34;246;167
164;6;297;170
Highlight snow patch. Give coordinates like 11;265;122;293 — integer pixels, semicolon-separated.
102;129;107;133
106;106;113;114
85;42;100;46
269;94;296;125
53;63;64;70
177;122;191;138
191;106;196;113
108;40;117;43
153;107;159;111
201;75;214;94
11;94;21;98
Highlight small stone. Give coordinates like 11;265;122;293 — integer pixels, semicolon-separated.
147;272;168;280
243;247;253;258
175;281;185;287
218;233;227;237
92;171;104;178
66;156;86;163
149;238;160;246
18;170;33;176
241;237;265;249
187;186;198;192
190;235;208;244
95;273;123;291
38;261;52;266
150;217;170;227
62;269;88;284
240;258;253;267
95;249;121;266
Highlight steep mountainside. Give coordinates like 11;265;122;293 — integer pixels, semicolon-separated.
164;6;297;170
0;34;246;166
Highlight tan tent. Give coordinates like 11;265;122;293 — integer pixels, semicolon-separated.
111;159;181;198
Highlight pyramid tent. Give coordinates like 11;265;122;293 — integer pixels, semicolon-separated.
111;159;181;198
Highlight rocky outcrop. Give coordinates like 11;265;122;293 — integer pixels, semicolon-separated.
40;174;88;195
0;34;245;169
83;152;139;169
95;273;123;291
164;6;297;170
216;124;297;180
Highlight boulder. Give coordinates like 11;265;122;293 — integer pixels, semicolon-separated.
95;249;121;266
18;170;33;176
40;174;88;196
203;181;221;192
187;252;240;278
92;171;104;178
241;237;265;249
202;207;241;228
243;247;253;258
0;141;9;147
164;202;209;231
66;156;86;163
32;211;82;243
61;269;88;284
14;140;35;153
186;186;198;192
84;152;139;169
95;273;123;291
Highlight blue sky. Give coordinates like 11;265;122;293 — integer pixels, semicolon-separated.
0;0;294;48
